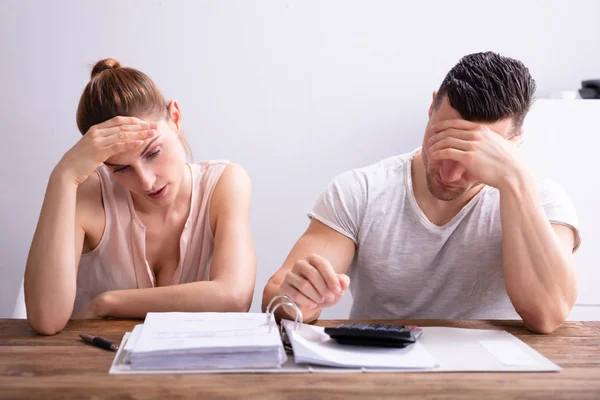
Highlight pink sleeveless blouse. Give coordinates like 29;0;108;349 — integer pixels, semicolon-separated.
73;160;229;317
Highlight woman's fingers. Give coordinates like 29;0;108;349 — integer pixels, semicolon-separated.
101;128;156;147
106;140;145;157
97;123;156;138
92;116;148;131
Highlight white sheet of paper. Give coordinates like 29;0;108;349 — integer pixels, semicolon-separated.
124;324;143;353
134;312;281;354
282;320;439;369
122;324;143;363
478;339;538;366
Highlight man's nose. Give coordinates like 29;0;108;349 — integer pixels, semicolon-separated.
439;160;466;183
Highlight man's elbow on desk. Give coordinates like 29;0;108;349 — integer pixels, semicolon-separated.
517;303;571;334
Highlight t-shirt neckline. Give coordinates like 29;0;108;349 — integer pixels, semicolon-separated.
405;148;489;231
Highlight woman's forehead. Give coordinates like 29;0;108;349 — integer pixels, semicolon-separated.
104;134;165;166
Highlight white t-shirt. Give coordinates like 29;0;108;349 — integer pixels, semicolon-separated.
308;149;581;320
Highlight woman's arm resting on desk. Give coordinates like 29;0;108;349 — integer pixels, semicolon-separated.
499;170;578;334
24;171;84;334
24;118;157;335
84;163;257;319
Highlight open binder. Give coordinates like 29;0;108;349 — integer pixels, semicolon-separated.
110;295;561;374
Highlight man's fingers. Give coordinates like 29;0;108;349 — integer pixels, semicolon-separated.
306;253;341;294
320;274;350;307
429;136;476;154
281;282;319;310
286;271;324;305
430;147;468;163
295;260;334;301
338;274;350;290
431;119;478;133
429;128;479;146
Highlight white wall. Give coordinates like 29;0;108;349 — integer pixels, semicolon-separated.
1;0;599;319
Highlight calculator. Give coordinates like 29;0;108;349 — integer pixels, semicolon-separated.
324;323;423;348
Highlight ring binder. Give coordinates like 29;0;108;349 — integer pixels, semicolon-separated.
265;295;303;332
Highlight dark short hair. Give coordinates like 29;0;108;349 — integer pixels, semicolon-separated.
434;51;536;133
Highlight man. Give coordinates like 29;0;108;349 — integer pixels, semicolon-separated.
262;51;580;334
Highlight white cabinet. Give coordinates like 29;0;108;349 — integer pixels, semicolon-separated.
521;99;600;306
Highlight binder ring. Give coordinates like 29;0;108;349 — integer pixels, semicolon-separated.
266;295;303;332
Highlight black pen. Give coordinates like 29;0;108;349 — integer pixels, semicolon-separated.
79;332;119;352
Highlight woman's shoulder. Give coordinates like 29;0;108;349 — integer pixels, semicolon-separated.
75;170;104;226
191;159;230;171
214;162;250;187
196;161;251;229
76;171;102;205
191;160;249;183
206;161;251;205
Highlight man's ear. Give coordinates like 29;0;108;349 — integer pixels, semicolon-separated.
510;128;524;148
428;90;437;119
167;100;182;130
516;128;523;137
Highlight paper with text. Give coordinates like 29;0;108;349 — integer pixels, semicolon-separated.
134;312;281;355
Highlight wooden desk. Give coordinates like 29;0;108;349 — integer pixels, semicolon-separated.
1;319;599;399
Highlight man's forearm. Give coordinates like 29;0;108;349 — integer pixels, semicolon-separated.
95;280;252;319
499;168;577;333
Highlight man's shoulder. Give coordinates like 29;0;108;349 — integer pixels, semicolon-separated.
336;150;415;189
481;174;575;219
534;176;568;200
357;151;414;174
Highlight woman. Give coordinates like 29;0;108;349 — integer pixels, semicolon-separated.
24;58;256;335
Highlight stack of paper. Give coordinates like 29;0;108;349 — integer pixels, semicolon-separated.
127;312;287;370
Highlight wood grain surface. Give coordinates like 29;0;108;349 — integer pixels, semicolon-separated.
1;319;599;399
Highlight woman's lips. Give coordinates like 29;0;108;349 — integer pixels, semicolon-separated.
148;185;167;199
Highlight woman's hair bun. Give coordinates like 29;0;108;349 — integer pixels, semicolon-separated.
90;58;121;78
